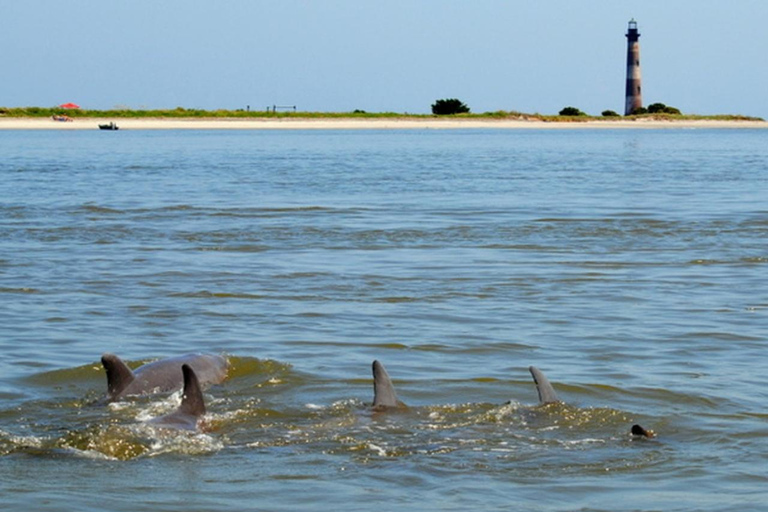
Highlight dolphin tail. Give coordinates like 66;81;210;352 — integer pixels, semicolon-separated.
178;364;206;417
101;353;135;399
529;366;559;404
372;360;400;409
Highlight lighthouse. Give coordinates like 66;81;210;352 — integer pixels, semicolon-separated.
625;19;642;115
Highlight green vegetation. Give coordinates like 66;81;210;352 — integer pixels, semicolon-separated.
546;111;762;122
558;106;586;116
646;102;681;115
0;105;762;122
601;110;620;117
622;113;762;121
431;98;470;115
0;106;412;119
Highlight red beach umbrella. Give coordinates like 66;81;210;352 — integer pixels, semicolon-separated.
59;102;81;109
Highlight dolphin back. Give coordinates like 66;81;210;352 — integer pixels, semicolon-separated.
529;366;559;404
101;353;228;401
372;360;401;409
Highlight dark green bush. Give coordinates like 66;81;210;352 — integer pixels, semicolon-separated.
559;106;586;116
601;110;620;117
431;98;470;115
647;103;682;115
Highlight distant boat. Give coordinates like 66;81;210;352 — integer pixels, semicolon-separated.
98;122;119;130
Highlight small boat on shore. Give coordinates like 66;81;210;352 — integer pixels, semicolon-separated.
98;122;119;130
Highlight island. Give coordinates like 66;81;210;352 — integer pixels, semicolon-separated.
0;107;764;130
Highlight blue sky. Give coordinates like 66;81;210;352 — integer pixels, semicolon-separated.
3;0;767;117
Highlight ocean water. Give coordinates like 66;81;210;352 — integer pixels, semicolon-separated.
1;128;766;511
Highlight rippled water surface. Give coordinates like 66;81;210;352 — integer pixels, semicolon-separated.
1;128;766;511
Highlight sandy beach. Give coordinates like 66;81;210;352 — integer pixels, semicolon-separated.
1;117;766;130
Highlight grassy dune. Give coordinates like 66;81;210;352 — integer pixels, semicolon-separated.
0;106;763;122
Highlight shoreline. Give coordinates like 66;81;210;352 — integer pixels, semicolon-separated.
1;117;766;130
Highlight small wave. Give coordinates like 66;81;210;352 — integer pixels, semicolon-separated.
0;287;40;294
367;442;388;456
675;331;761;342
373;296;420;303
56;425;151;460
194;245;269;253
689;257;767;266
20;360;106;388
78;204;124;215
145;432;224;457
168;290;266;299
134;391;183;421
64;447;121;461
226;356;293;382
0;430;46;455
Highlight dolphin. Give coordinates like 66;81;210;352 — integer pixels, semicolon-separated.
372;360;406;411
147;364;207;431
101;353;228;402
528;366;560;404
528;366;656;437
631;424;656;438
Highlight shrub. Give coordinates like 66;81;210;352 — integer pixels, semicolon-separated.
630;107;648;115
431;98;470;115
601;110;620;117
559;106;586;116
647;103;682;115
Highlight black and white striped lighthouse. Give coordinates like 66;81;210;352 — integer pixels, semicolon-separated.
624;19;642;115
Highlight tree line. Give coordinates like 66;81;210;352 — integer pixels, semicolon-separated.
431;99;682;117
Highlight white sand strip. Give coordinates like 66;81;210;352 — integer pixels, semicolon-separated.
0;117;765;130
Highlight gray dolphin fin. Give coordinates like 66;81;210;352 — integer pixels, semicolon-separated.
529;366;559;404
178;364;206;417
372;360;400;409
101;353;135;399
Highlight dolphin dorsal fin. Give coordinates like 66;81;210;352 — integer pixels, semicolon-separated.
372;360;400;408
102;353;135;399
529;366;559;404
178;364;206;417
